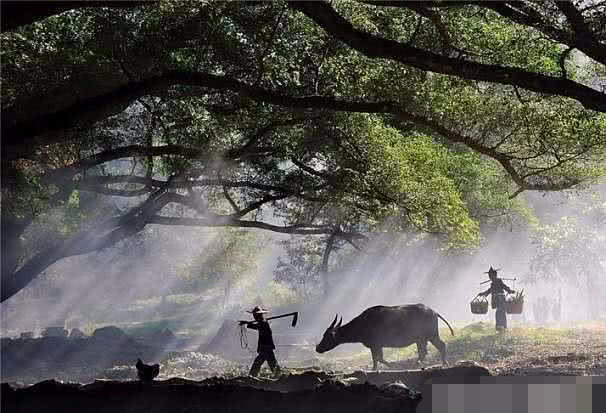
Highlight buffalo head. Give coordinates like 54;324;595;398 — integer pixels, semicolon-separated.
316;314;342;353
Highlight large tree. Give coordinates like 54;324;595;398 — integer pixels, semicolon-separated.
2;0;605;302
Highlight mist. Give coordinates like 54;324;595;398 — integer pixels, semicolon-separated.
2;184;604;354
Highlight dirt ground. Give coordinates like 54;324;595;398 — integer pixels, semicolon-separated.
3;324;606;413
283;322;606;378
483;326;606;376
3;323;606;385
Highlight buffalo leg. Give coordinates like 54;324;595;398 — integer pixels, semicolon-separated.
370;347;393;370
373;347;395;369
429;336;448;365
416;340;428;364
370;347;380;370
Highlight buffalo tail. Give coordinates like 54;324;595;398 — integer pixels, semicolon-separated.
437;313;455;336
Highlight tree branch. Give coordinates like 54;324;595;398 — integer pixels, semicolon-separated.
231;194;289;218
70;117;592;199
287;1;606;111
1;182;172;302
4;57;606;160
7;71;596;196
1;1;157;33
227;117;308;159
557;1;592;37
360;1;606;65
400;2;453;53
148;216;359;237
222;186;241;214
320;231;338;297
359;1;481;8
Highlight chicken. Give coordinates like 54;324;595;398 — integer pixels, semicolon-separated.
135;358;160;382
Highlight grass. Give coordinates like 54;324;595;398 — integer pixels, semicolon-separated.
122;319;179;336
127;293;210;312
390;321;606;364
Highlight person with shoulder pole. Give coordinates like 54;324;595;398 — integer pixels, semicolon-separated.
478;266;516;331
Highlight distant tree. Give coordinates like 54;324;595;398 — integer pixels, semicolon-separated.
178;229;269;296
529;196;606;317
273;235;338;300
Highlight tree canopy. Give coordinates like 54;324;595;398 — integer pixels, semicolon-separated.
1;0;605;302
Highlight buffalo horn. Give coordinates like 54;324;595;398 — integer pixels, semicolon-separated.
329;314;338;329
336;316;342;328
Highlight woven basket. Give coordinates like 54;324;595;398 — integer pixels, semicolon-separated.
505;296;524;314
470;296;489;314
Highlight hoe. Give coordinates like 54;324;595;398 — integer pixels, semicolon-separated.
238;311;299;327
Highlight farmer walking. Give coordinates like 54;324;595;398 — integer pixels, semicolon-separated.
239;306;281;377
479;267;515;331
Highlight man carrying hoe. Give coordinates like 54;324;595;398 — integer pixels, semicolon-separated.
239;306;281;377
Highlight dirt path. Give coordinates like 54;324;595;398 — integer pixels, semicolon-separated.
480;325;606;376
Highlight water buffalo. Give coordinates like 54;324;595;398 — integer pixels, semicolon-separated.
316;304;454;370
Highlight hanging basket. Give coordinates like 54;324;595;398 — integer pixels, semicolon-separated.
470;296;489;314
505;291;524;314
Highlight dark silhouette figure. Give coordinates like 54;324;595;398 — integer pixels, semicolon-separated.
136;358;160;382
479;267;515;331
316;304;454;370
239;306;281;377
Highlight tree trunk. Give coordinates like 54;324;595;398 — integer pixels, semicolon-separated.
0;184;176;302
321;233;337;299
